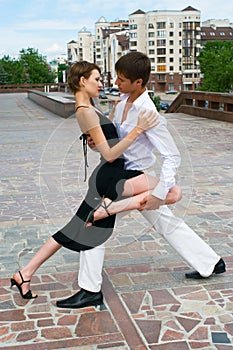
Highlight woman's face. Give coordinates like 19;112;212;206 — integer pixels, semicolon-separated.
84;69;103;98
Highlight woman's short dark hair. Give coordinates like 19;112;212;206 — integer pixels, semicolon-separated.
115;52;151;87
67;61;101;94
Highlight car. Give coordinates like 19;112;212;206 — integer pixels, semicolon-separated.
160;101;169;110
109;87;120;96
99;89;108;99
165;90;178;95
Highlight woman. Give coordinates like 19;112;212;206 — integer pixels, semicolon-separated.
11;61;180;299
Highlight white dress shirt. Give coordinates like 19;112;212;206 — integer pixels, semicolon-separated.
113;91;181;200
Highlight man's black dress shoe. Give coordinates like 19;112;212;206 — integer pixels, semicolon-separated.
185;258;226;279
56;288;103;309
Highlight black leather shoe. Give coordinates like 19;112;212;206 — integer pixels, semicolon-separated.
185;258;226;279
56;288;103;309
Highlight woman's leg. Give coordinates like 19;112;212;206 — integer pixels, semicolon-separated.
12;237;62;297
87;174;182;224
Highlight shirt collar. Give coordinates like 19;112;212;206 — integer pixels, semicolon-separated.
120;90;149;109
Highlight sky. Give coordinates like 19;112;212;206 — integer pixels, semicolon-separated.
0;0;232;62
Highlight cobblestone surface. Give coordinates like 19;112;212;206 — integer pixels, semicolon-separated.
0;93;233;349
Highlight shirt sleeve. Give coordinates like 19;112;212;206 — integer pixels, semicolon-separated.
146;114;181;200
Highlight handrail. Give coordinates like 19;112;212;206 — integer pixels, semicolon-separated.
166;90;233;123
0;83;68;93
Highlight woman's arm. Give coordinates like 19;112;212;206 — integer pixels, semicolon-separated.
77;107;159;163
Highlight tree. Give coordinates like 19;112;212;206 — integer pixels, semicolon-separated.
19;48;56;83
0;55;23;84
0;48;57;84
198;40;233;92
57;63;69;83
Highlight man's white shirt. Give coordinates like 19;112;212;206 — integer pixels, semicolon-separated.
113;91;181;200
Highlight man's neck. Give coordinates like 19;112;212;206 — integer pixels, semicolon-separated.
127;87;146;103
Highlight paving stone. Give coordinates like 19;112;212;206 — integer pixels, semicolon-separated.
1;93;233;349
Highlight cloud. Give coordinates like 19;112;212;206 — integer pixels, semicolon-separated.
46;43;63;53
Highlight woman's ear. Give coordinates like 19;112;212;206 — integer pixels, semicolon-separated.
80;76;85;87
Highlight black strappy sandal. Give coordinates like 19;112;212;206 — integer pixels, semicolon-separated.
10;271;37;299
85;199;113;227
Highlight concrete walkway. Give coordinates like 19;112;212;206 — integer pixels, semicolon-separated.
0;93;233;349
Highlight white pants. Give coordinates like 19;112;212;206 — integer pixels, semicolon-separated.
78;204;220;292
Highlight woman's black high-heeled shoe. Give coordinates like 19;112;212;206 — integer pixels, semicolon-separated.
85;199;113;227
10;271;37;299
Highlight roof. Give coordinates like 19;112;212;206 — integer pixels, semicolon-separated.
201;26;233;40
129;9;145;16
182;6;199;12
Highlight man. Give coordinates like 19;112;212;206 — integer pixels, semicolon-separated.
56;52;225;309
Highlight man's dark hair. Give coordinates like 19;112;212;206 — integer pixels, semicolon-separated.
115;52;151;87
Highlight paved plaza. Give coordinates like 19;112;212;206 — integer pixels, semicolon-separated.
0;93;233;349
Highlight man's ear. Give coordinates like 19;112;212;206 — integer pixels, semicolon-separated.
136;78;143;87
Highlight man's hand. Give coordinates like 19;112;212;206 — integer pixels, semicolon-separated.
139;194;164;211
87;135;97;150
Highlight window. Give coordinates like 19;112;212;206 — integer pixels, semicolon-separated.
130;24;137;30
148;23;154;28
210;32;215;36
169;40;174;45
169;32;174;37
148;32;155;37
149;49;155;54
169;22;174;28
157;65;166;72
157;39;166;46
170;66;174;71
148;41;155;46
157;48;166;55
158;57;166;63
130;41;137;46
157;22;166;29
150;57;155;62
170;49;174;54
170;57;174;62
157;30;166;38
130;32;137;38
220;32;225;36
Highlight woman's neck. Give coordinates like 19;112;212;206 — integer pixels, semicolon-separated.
75;92;92;107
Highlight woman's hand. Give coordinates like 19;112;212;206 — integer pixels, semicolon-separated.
136;110;159;132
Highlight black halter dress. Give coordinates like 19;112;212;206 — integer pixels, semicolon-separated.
52;106;143;251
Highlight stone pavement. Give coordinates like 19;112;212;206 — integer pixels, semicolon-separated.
0;93;233;349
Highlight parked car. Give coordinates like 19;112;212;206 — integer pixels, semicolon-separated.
99;88;108;99
165;90;178;95
109;87;120;96
160;101;169;110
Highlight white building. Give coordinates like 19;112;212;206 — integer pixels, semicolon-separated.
67;6;203;91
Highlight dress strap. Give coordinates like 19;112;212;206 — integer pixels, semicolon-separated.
79;133;89;182
76;106;90;181
75;105;89;111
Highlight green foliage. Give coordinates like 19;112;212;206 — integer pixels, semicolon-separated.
57;63;69;83
198;41;233;92
0;48;56;84
149;94;161;111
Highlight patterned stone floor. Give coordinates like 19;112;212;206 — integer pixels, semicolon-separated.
0;93;233;349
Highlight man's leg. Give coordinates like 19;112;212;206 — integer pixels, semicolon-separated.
56;244;105;308
78;244;105;292
141;205;224;278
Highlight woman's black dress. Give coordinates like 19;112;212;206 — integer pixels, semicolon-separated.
53;107;143;251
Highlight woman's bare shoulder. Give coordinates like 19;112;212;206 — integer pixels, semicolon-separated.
76;106;99;133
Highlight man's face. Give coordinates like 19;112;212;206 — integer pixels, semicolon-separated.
115;72;137;94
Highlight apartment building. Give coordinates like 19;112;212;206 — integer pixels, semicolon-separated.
67;27;94;64
67;6;231;92
128;7;201;92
